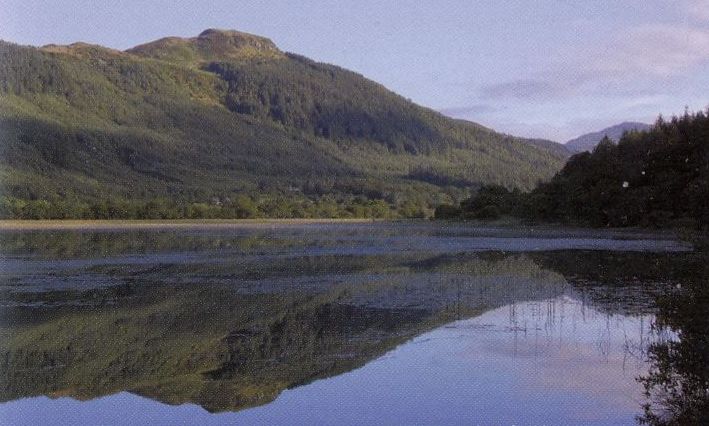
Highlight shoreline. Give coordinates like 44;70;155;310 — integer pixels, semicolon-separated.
0;218;378;231
0;218;694;241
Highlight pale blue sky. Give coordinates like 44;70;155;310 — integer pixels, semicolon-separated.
1;0;708;141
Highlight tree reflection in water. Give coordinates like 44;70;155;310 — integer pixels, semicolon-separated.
637;258;709;425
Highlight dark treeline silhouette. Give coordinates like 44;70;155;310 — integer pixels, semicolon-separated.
437;110;709;229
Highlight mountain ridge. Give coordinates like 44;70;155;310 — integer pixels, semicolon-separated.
0;29;570;218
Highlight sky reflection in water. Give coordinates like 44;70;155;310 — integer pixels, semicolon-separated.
1;297;669;425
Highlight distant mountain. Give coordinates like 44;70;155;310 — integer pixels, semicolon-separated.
565;122;651;152
0;29;568;218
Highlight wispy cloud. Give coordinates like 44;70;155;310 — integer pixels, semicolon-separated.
480;79;570;101
686;0;709;21
479;22;709;104
438;1;709;141
596;24;709;76
616;94;670;110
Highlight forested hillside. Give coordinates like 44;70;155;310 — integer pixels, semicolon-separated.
440;111;709;229
0;29;568;219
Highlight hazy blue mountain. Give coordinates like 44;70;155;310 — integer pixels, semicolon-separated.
565;122;651;152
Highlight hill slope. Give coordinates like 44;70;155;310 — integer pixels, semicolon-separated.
565;122;650;152
0;29;568;218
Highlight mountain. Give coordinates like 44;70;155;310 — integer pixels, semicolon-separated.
565;122;651;152
0;29;569;219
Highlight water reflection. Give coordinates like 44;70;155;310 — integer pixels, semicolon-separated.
636;269;709;425
246;296;665;425
0;224;705;425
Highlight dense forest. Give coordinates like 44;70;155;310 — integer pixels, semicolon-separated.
0;29;569;219
437;110;709;229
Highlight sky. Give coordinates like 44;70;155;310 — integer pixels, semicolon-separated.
1;0;708;141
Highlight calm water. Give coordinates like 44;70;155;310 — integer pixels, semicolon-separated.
0;222;706;425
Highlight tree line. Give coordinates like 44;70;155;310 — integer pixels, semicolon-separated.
0;195;426;220
437;110;709;229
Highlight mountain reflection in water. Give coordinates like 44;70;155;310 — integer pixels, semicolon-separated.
0;224;706;425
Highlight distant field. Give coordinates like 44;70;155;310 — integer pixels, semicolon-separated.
0;218;377;230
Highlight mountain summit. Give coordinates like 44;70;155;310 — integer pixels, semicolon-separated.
126;28;283;64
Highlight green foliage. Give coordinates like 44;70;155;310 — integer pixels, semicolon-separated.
531;111;709;228
433;203;461;219
442;110;709;229
458;185;524;219
0;32;568;219
0;195;405;220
